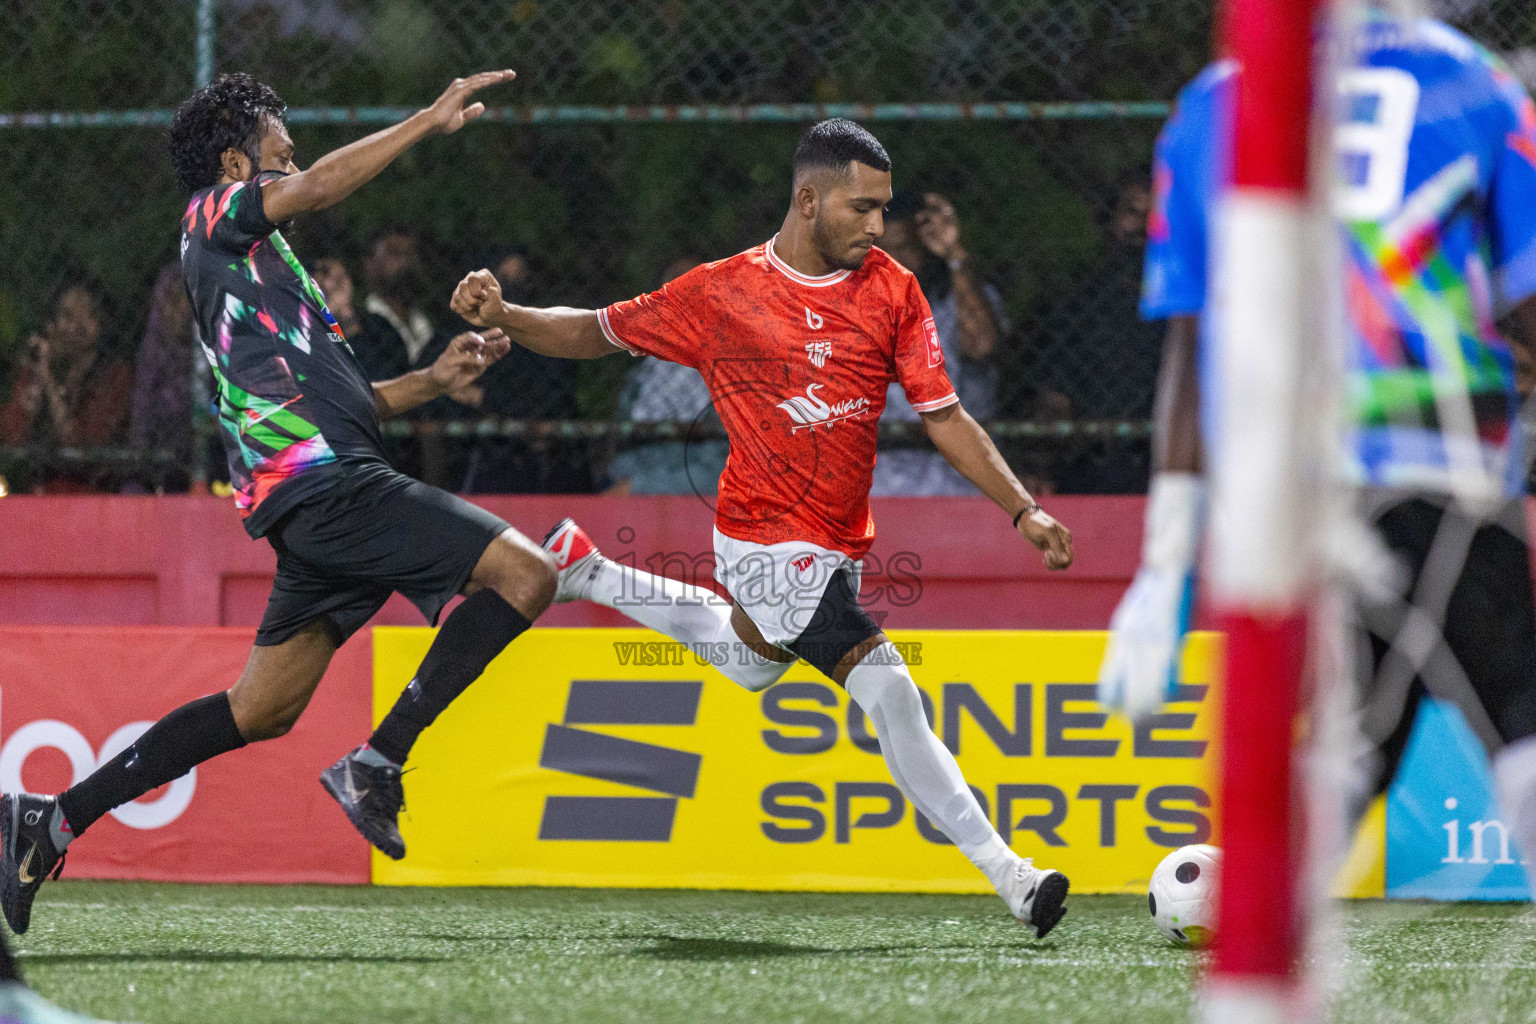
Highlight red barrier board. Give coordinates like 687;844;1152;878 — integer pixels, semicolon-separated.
2;494;1534;631
0;494;1146;630
0;627;371;884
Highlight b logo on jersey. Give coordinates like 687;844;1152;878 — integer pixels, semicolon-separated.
775;383;872;433
805;306;824;330
922;318;943;368
805;341;832;368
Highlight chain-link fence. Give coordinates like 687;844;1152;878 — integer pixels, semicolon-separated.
2;0;1533;496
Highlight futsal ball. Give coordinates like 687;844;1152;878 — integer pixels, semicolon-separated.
1147;844;1220;947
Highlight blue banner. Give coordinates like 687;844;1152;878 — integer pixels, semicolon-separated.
1386;698;1530;900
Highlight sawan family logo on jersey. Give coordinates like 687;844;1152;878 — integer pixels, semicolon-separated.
776;383;871;432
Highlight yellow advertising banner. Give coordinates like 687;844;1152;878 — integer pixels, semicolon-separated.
373;627;1236;895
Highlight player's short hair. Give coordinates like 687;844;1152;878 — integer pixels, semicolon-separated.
167;72;287;194
792;119;891;179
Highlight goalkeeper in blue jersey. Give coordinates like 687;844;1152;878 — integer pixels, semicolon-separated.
1098;10;1536;886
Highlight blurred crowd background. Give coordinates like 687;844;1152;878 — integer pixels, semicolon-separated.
2;0;1532;498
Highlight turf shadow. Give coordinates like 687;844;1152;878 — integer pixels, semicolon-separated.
634;936;876;960
406;933;538;943
21;951;448;966
629;935;1054;961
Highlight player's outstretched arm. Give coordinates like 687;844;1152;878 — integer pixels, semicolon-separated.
1151;315;1203;475
921;402;1073;570
259;70;516;224
371;328;511;419
1098;313;1206;723
451;269;621;359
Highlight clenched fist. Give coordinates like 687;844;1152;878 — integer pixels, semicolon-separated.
451;269;506;328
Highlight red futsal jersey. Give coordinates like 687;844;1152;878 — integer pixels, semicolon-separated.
599;237;958;558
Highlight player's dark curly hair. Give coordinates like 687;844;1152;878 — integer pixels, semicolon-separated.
167;72;287;194
792;119;891;178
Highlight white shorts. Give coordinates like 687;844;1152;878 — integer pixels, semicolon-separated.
712;527;863;648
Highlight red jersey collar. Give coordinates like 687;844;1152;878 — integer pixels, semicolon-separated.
765;235;853;287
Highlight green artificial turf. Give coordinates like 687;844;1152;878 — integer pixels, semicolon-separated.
10;882;1536;1024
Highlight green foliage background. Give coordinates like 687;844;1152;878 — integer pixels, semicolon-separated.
3;0;1532;423
0;0;1214;420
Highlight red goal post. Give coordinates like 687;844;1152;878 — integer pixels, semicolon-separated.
1205;0;1331;1021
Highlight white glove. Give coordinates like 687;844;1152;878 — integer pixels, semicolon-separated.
1098;473;1206;723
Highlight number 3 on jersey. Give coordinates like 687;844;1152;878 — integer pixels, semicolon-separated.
1335;67;1421;221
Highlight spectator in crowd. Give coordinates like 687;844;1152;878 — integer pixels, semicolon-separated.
347;232;473;486
355;229;451;381
128;262;204;490
0;274;133;492
459;250;590;493
606;257;729;496
1037;174;1160;492
871;192;1008;496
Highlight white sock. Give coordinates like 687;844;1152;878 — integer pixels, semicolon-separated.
844;643;1018;890
1493;735;1536;897
584;557;791;693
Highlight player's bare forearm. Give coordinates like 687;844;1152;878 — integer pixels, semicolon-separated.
923;402;1073;568
497;305;615;359
261;115;434;222
261;70;515;223
371;370;445;420
923;402;1033;515
371;328;511;418
451;270;619;359
1153;315;1203;474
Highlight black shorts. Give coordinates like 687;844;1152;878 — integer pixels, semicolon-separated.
786;568;883;679
1354;495;1536;795
255;465;510;647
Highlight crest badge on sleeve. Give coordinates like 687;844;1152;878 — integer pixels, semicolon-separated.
923;318;943;368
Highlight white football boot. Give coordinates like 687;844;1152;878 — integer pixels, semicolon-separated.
998;858;1070;938
542;518;606;604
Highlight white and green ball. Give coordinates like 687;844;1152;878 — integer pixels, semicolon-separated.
1148;844;1220;947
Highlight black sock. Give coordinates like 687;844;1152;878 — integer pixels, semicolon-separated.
58;692;247;837
368;590;531;765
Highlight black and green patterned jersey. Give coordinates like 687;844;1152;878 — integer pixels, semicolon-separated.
180;170;390;537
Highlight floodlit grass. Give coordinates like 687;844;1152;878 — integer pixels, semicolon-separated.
11;882;1535;1023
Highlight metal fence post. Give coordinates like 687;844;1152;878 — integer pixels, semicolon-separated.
195;0;214;89
190;0;215;492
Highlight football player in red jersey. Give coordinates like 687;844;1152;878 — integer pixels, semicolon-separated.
452;119;1076;936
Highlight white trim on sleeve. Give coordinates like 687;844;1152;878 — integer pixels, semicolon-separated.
910;392;960;413
597;306;641;356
